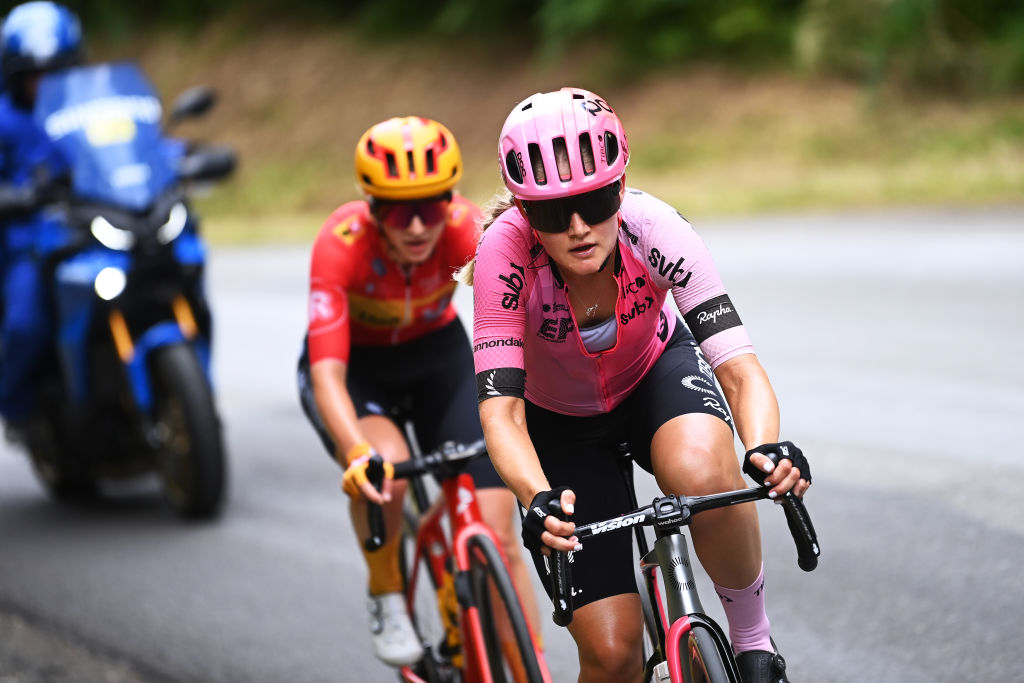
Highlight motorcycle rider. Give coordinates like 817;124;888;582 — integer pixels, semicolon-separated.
0;2;81;436
297;116;541;667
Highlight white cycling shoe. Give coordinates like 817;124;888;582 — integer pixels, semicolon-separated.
367;592;424;667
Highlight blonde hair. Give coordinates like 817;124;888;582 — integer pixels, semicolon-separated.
454;191;516;286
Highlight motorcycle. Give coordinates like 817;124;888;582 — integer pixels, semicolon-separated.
15;61;235;518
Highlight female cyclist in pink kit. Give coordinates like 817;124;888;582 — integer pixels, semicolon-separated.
462;88;811;683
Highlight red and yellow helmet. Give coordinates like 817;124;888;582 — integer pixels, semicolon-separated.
355;117;463;200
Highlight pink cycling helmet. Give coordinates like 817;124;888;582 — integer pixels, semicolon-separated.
499;87;629;201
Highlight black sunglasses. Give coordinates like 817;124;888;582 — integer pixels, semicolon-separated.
520;180;622;234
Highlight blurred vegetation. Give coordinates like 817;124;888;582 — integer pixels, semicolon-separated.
65;0;1024;95
28;0;1021;242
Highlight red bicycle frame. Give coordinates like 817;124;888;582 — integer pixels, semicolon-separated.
400;472;551;683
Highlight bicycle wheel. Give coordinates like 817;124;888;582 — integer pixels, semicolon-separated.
680;624;731;683
466;533;545;683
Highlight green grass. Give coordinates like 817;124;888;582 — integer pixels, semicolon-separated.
121;25;1022;243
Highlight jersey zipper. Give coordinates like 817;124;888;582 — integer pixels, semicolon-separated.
392;266;414;345
564;279;618;410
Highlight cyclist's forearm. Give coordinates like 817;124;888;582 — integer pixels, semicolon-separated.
310;358;366;465
714;353;780;450
478;396;549;505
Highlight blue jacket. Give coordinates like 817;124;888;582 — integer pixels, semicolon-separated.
0;91;68;253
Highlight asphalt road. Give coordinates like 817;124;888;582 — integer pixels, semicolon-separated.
1;207;1021;682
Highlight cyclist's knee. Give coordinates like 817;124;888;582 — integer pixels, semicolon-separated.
571;597;644;682
358;415;411;462
576;632;641;682
656;442;739;495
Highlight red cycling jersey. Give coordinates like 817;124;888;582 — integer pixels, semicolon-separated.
306;195;481;364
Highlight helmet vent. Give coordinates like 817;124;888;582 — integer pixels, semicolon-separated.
505;150;523;184
578;133;596;176
439;133;448;150
572;92;585;99
521;102;533;111
528;143;547;185
366;140;375;155
552;137;571;181
406;150;415;175
385;152;399;177
604;132;619;165
426;149;436;174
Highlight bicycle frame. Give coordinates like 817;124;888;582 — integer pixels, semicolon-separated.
547;452;818;683
374;431;550;683
401;471;526;683
641;526;742;681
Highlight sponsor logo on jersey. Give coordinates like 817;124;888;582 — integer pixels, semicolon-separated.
538;316;574;343
648;247;692;287
473;337;524;353
308;290;337;323
448;203;466;224
621;221;639;245
499;262;526;310
683;294;743;345
698;303;733;326
657;310;669;342
347;283;456;328
620;275;645;296
619;296;655;325
332;216;364;246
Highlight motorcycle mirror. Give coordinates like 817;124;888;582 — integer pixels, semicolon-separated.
179;146;236;182
168;85;217;126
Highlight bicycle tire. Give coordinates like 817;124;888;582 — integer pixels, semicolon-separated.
680;623;731;683
466;533;545;683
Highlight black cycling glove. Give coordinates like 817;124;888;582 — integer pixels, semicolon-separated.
743;441;811;487
521;487;570;553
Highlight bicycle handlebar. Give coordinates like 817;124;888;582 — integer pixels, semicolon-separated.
549;486;820;626
362;439;489;552
364;456;386;552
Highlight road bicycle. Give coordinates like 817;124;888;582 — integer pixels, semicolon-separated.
546;446;819;683
366;432;551;683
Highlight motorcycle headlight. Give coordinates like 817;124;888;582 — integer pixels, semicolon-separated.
94;266;127;301
91;215;135;251
156;203;188;245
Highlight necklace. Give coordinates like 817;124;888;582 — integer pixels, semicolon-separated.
583;302;600;320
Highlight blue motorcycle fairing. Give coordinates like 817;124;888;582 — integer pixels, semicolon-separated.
53;247;131;403
126;322;188;414
52;246;211;412
34;62;175;212
173;224;206;266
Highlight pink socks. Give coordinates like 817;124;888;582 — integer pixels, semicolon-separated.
713;565;772;653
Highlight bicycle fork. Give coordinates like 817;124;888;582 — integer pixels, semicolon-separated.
642;532;739;682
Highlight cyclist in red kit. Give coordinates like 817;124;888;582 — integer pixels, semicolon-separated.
297;117;540;667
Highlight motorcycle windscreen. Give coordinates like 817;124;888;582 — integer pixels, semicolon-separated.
34;61;177;212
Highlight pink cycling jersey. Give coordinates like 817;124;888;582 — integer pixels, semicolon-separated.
472;188;754;416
